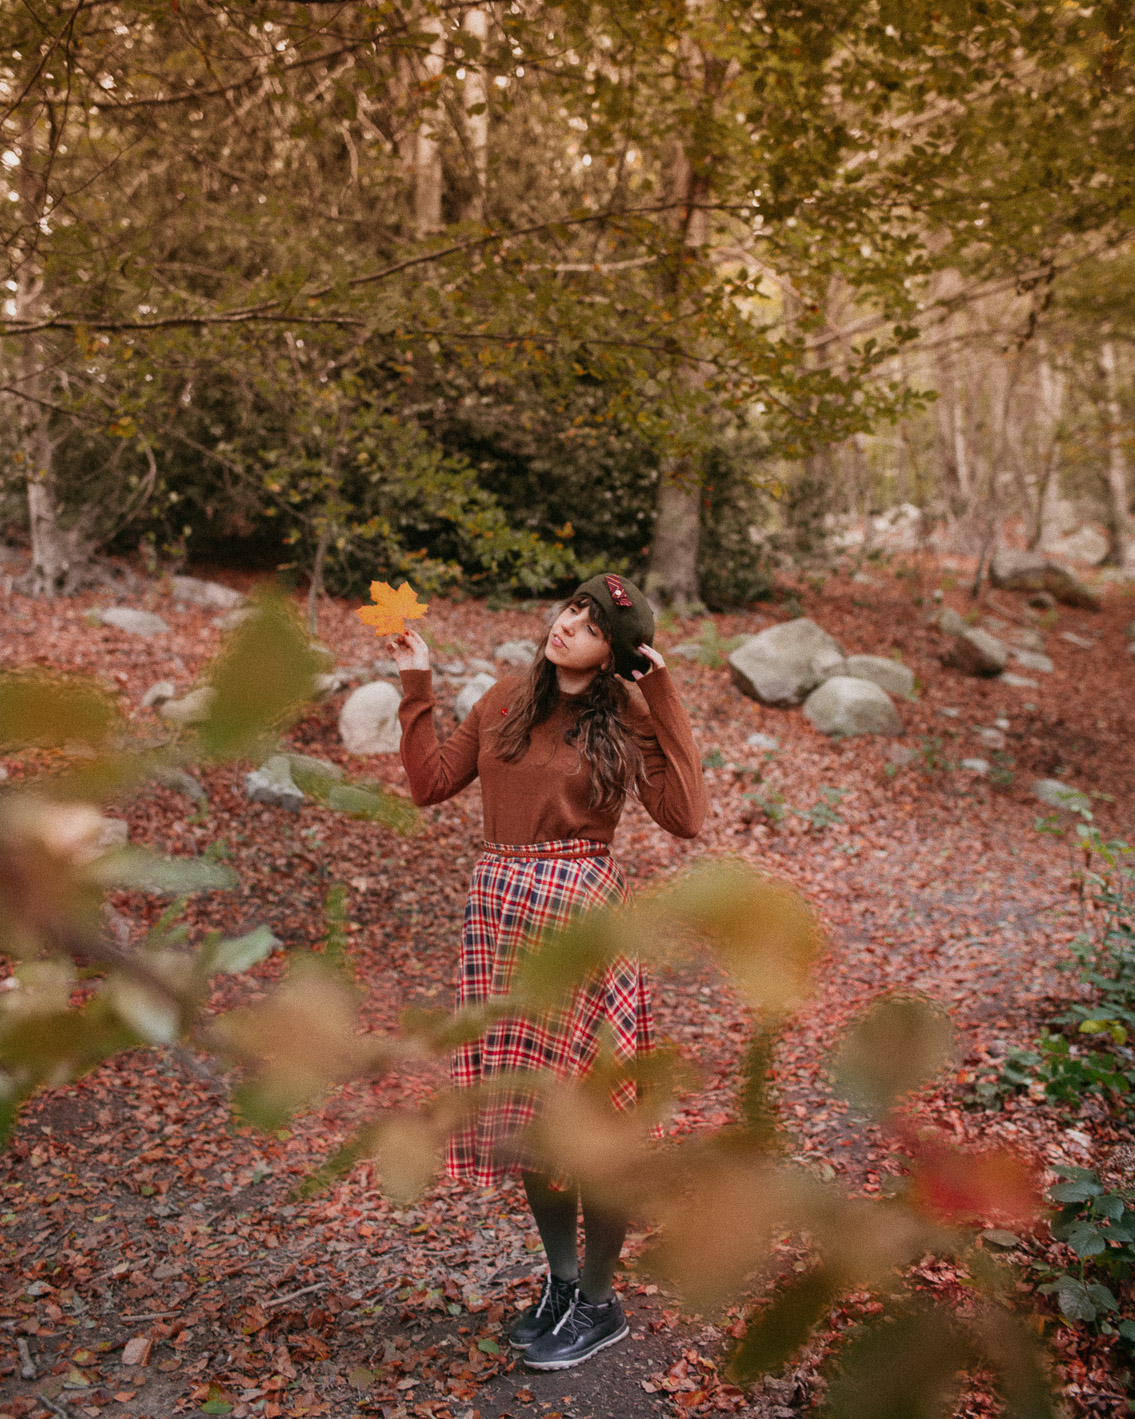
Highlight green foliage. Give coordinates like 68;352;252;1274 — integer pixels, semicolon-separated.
972;829;1135;1116
1031;1167;1135;1353
689;620;750;668
797;785;846;831
833;994;956;1117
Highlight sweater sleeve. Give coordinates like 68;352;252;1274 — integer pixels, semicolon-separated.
398;669;482;806
632;668;707;838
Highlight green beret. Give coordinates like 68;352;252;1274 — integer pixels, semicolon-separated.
574;573;655;679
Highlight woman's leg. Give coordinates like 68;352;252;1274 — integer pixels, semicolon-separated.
579;1191;628;1304
522;1171;579;1281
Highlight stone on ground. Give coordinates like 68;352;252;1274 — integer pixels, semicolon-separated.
245;755;305;812
1032;778;1092;814
141;680;177;711
827;653;915;700
976;727;1006;750
729;618;845;707
802;676;902;736
946;627;1008;676
213;607;255;631
1044;524;1109;566
745;731;780;752
1010;647;1054;674
1028;590;1057;610
937;606;968;637
1002;672;1040;688
1059;632;1095;649
494;639;538;666
97;818;130;850
151;766;207;802
455;672;497;722
97;607;170;638
338;681;402;754
960;758;990;775
283;752;344;784
172;575;247;611
989;549;1099;609
158;687;216;726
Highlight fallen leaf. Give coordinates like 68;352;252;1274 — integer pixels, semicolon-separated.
122;1336;153;1367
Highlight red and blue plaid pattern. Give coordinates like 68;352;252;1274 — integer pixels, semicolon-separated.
446;839;654;1186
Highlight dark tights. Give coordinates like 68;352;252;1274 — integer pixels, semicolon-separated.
522;1170;627;1304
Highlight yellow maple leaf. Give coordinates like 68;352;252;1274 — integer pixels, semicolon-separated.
355;581;429;636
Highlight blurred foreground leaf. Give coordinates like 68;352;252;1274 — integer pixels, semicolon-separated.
728;1266;837;1382
210;959;371;1129
832;994;955;1116
203;925;279;974
0;673;119;750
821;1306;972;1419
88;847;237;895
660;863;822;1013
199;593;324;758
325;782;420;832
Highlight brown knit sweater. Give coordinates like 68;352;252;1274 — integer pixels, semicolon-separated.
398;668;706;844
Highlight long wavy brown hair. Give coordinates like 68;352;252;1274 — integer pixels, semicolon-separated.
495;593;646;814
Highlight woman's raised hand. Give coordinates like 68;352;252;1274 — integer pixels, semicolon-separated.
631;644;666;680
388;627;431;672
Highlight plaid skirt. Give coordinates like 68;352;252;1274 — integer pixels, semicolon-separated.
446;839;654;1186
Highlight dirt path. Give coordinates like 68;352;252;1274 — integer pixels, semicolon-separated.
2;567;1133;1419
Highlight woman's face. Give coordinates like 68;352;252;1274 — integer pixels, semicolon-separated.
544;601;611;675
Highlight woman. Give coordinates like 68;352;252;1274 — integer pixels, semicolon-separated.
390;573;705;1370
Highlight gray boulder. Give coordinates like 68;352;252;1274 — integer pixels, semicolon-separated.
975;727;1006;750
1009;647;1054;674
213;607;255;632
826;654;915;700
745;731;780;753
455;672;497;722
283;752;344;785
937;606;968;637
97;607;170;638
960;758;990;775
151;766;207;803
947;627;1008;677
1002;672;1040;688
245;755;305;812
1059;632;1095;649
158;687;216;726
802;676;902;737
172;575;247;611
989;549;1099;609
1008;626;1046;653
1033;779;1092;815
494;639;538;666
338;680;402;755
141;680;177;711
729;618;845;707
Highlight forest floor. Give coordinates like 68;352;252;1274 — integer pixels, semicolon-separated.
1;559;1135;1419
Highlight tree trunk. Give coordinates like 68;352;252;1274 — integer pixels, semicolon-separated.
1029;348;1064;550
307;519;332;637
1099;339;1132;566
648;475;703;611
413;22;446;234
15;276;92;596
462;8;489;220
645;38;713;610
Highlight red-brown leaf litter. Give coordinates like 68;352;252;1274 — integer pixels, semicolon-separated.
1;563;1133;1419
